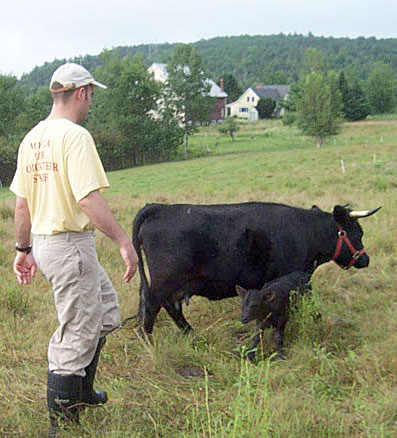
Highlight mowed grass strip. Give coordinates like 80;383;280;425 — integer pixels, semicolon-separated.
0;118;396;437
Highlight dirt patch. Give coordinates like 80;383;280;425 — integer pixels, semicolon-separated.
176;365;206;378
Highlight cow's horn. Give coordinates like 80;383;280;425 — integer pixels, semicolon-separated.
349;206;382;218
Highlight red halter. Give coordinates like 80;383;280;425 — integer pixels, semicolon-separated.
332;226;366;270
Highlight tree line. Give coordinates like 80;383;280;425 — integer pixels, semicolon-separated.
1;36;397;183
19;33;397;90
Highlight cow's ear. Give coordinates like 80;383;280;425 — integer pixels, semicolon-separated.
236;285;247;298
332;205;349;224
265;291;276;303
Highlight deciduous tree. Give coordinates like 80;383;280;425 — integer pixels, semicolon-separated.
296;71;343;147
217;117;240;141
0;75;24;137
16;86;52;133
88;53;183;169
165;44;215;158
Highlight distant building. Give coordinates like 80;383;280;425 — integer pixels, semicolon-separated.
148;63;228;122
226;85;290;120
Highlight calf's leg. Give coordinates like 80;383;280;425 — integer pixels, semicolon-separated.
273;326;286;360
247;330;263;361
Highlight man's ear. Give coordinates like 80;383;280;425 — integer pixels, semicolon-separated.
332;205;349;224
236;285;247;298
75;86;86;101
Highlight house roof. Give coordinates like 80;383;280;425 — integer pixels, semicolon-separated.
253;85;290;100
206;79;228;98
148;62;227;98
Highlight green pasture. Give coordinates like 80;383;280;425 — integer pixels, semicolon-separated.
0;118;396;437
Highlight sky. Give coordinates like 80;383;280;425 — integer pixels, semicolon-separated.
1;0;396;78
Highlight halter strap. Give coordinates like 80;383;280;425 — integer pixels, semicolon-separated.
332;226;366;270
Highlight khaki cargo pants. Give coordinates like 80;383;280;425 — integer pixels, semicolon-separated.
33;230;121;376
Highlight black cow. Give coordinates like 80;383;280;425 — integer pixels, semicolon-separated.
132;202;380;334
236;271;312;361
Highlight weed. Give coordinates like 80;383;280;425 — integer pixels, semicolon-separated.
0;280;29;317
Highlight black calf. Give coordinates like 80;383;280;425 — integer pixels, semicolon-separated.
236;271;312;361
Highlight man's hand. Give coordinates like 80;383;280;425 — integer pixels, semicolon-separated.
79;190;139;282
13;252;37;285
120;243;138;283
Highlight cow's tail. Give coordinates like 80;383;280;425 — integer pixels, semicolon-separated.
131;204;156;326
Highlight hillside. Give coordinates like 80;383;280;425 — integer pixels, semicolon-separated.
19;33;397;90
1;118;396;437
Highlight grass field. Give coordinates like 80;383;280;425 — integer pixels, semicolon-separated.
0;118;396;437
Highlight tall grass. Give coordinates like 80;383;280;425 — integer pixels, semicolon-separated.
1;118;396;437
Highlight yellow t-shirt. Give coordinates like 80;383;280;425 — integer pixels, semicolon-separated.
10;119;109;235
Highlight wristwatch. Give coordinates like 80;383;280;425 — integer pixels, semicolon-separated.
15;243;32;254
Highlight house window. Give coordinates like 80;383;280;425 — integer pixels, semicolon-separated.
252;97;255;102
246;96;249;102
239;107;249;113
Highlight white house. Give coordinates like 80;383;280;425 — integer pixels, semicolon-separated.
148;63;228;122
226;85;290;120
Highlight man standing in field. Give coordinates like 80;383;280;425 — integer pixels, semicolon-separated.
10;63;138;437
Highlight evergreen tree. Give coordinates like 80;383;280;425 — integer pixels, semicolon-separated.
339;72;370;121
346;80;370;121
220;73;242;103
338;71;350;111
281;82;301;113
256;98;276;119
366;61;396;114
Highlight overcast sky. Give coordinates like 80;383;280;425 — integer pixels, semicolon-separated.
1;0;396;78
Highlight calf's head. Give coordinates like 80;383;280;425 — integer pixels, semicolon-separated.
236;285;275;324
331;205;381;270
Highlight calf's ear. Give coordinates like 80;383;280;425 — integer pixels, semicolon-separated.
265;291;276;303
236;285;247;298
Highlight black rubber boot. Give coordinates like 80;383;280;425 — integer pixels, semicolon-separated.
81;337;108;405
47;371;82;438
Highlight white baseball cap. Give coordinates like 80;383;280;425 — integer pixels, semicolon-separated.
49;63;107;93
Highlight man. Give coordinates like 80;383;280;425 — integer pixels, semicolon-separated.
10;63;138;436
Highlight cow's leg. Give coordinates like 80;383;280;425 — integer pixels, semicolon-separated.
247;330;263;361
163;301;192;333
